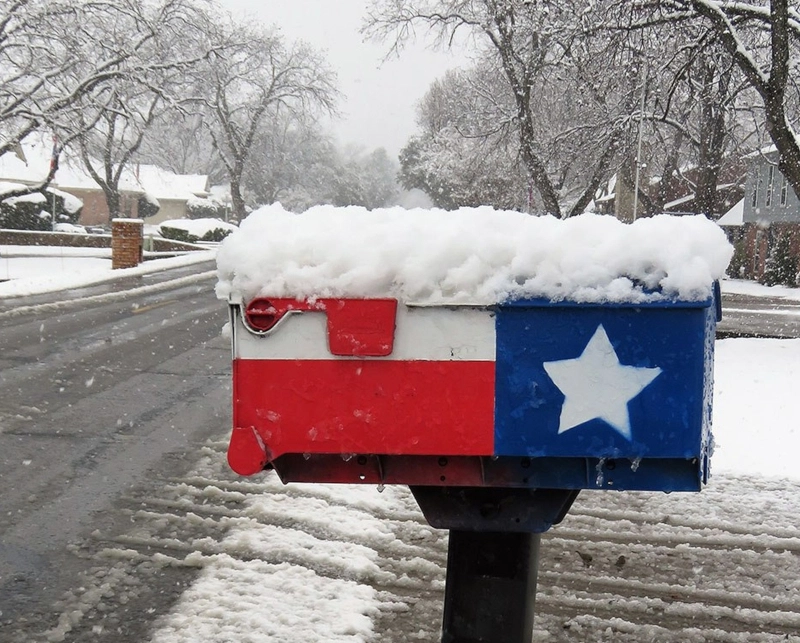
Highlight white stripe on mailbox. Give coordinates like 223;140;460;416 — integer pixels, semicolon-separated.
234;305;496;361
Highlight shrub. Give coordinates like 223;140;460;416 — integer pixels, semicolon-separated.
159;225;196;243
138;193;160;219
187;197;228;220
159;218;235;244
200;227;233;242
761;232;798;286
727;238;748;279
0;189;82;230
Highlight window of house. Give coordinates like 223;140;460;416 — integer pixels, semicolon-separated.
766;165;774;207
752;168;760;207
781;173;788;206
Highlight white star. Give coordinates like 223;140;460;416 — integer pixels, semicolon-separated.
542;324;662;440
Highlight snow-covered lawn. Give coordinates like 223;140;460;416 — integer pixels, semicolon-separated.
713;337;800;478
0;216;230;297
0;245;215;298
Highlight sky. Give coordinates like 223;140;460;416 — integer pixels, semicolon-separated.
217;0;469;158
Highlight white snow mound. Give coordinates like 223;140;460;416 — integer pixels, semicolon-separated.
216;204;733;305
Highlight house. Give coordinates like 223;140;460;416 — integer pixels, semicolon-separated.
736;146;800;282
0;137;209;227
594;158;745;222
132;165;210;225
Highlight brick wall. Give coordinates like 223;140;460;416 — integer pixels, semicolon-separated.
0;229;110;248
0;229;205;253
111;218;144;269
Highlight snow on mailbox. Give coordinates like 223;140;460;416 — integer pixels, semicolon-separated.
216;205;732;494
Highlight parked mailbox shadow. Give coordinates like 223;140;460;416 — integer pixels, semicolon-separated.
226;285;721;642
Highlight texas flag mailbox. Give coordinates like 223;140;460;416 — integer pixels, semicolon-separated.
227;288;720;493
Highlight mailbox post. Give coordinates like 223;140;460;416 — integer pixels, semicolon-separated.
218;207;730;641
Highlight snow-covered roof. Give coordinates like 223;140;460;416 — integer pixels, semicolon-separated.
594;192;615;204
0;137;141;192
663;193;695;210
594;173;616;201
664;183;740;212
0;137;207;201
216;204;733;306
717;199;744;226
136;165;208;201
743;144;778;160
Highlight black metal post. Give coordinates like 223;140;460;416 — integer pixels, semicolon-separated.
441;530;541;643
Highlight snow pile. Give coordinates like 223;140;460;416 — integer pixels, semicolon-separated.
713;338;800;478
216;204;733;305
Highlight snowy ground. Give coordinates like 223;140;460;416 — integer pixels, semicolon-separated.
0;245;216;298
3;249;800;641
140;336;800;643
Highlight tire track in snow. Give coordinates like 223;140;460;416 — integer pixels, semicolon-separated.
533;476;800;641
31;433;800;643
144;444;447;643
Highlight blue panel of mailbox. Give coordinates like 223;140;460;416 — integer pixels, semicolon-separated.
492;290;719;493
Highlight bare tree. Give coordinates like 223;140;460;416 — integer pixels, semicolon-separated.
366;0;636;217
70;1;224;217
399;67;527;209
0;0;107;195
138;112;226;183
74;85;165;217
1;0;220;212
632;0;800;201
619;24;753;218
242;110;339;209
198;20;338;219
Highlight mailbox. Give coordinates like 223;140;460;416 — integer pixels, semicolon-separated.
226;286;720;494
219;207;732;640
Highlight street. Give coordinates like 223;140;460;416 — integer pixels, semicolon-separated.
0;265;231;641
718;289;800;338
0;274;799;642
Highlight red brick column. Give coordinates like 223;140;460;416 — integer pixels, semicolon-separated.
111;218;144;269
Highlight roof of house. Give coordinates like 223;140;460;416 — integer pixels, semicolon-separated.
663;193;695;211
717;198;744;226
0;137;141;192
743;144;778;160
135;164;208;201
0;137;208;201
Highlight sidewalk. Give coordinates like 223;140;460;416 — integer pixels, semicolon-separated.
0;247;217;299
722;277;800;301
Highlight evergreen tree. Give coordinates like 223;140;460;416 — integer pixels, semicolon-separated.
761;233;798;286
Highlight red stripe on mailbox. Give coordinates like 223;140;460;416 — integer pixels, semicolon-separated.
233;358;495;460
